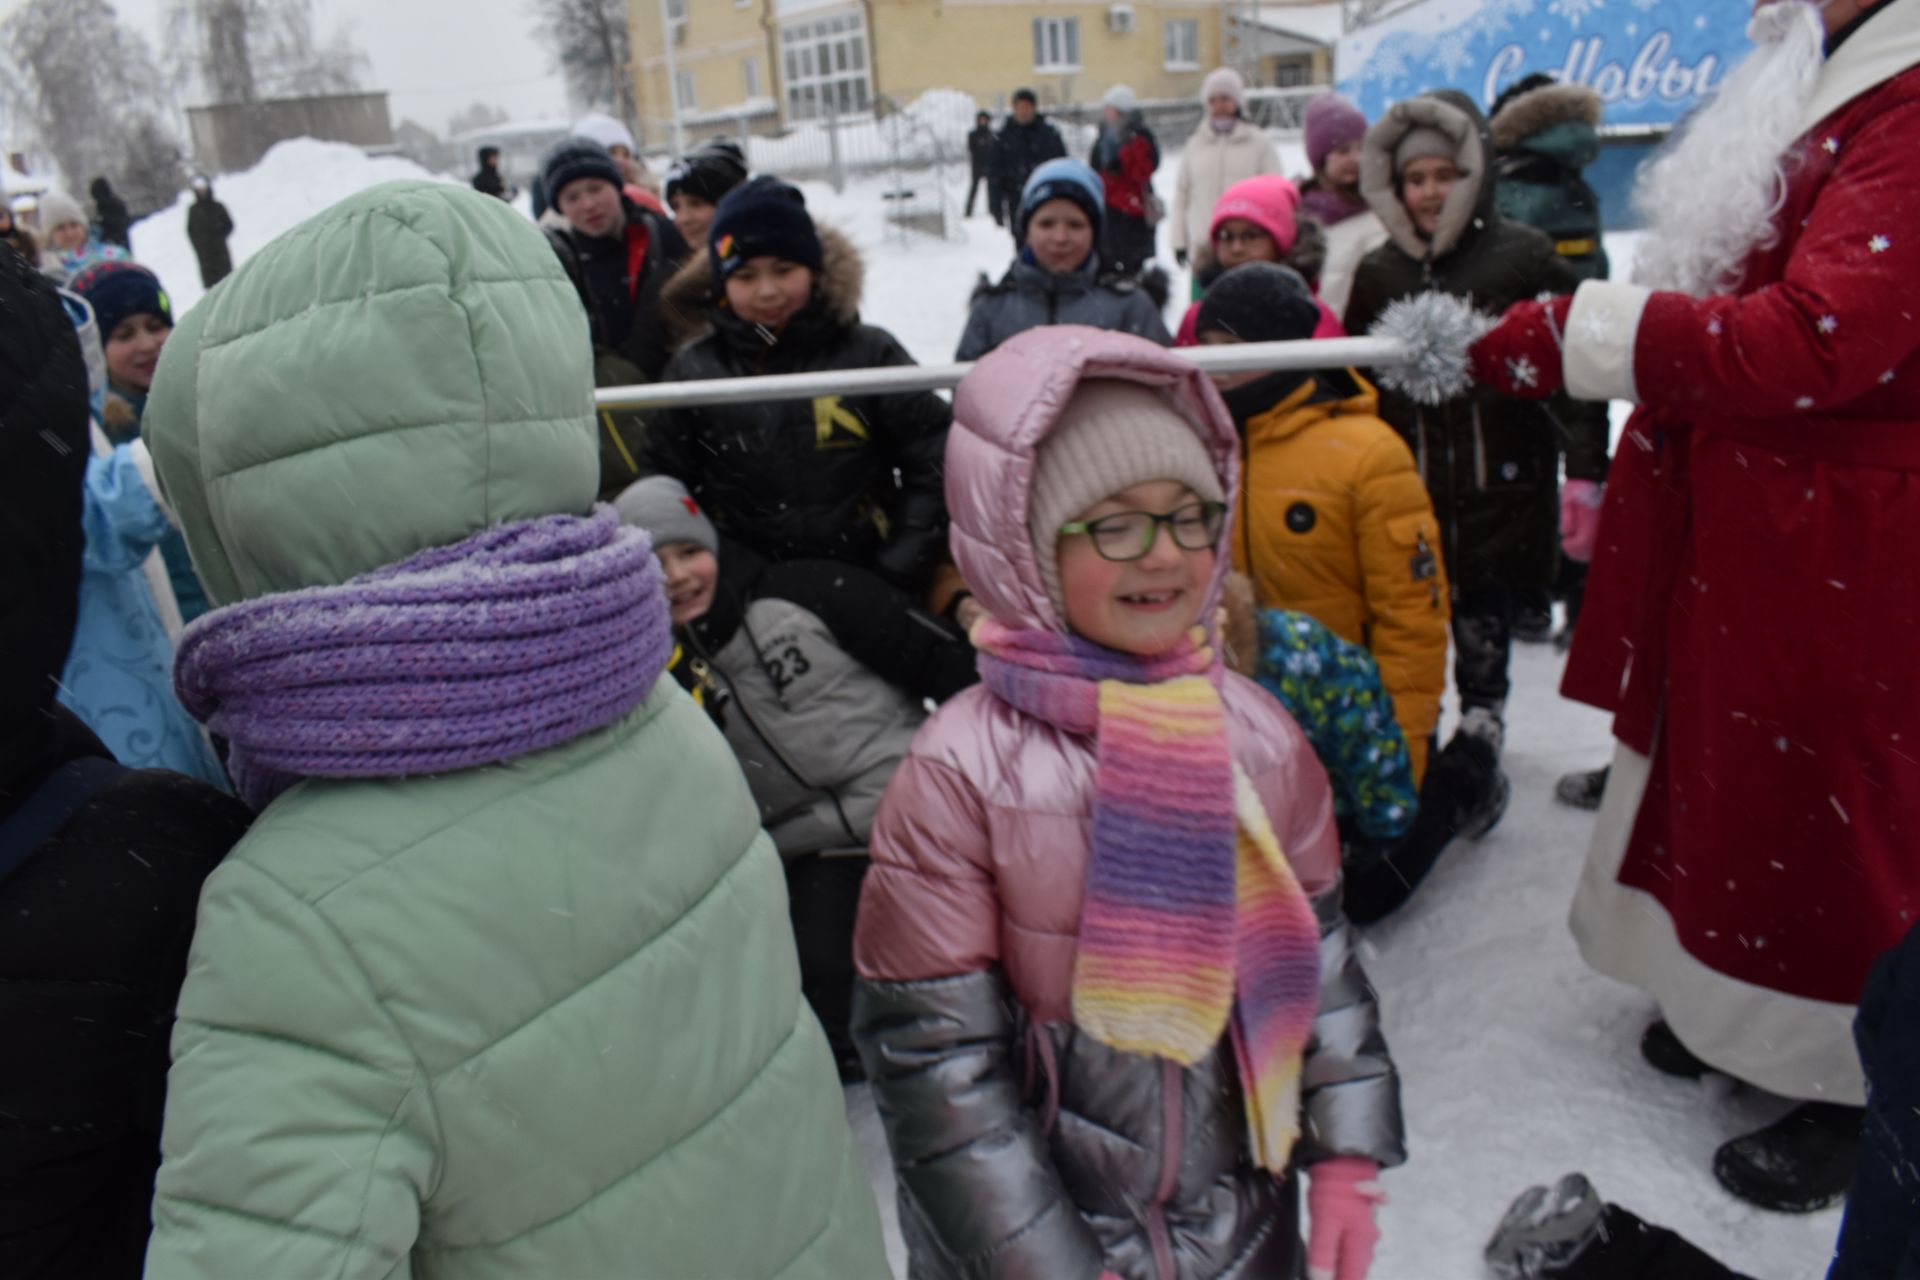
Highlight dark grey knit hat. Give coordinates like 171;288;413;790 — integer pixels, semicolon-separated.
541;136;624;206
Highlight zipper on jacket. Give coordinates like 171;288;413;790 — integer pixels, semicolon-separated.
1143;1059;1183;1280
1414;410;1429;483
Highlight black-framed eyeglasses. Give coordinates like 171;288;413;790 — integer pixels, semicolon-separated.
1059;501;1227;562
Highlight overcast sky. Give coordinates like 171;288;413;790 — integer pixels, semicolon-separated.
110;0;574;134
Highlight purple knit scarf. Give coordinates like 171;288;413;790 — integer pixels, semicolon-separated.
175;507;671;810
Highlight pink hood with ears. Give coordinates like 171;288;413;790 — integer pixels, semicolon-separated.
947;324;1241;635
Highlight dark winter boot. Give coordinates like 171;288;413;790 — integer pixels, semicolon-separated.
1555;766;1610;811
1513;604;1554;644
1713;1102;1863;1213
1443;707;1510;840
1640;1019;1711;1080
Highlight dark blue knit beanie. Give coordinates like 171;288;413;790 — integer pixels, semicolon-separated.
708;176;823;280
541;136;625;206
71;261;172;338
1017;157;1105;243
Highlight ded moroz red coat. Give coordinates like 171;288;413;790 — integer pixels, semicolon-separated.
1559;2;1920;1105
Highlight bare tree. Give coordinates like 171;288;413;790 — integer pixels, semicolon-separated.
530;0;636;126
2;0;186;211
165;0;368;106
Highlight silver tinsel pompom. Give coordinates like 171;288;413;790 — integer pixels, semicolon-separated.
1369;291;1496;406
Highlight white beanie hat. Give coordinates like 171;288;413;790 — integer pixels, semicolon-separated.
39;188;86;233
1103;84;1139;113
1201;67;1245;107
1028;380;1226;618
572;112;638;154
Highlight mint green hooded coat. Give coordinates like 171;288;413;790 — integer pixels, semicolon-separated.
138;181;888;1280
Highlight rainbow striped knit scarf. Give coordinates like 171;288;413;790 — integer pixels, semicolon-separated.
972;619;1323;1172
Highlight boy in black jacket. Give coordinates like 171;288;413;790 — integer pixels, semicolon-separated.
647;177;950;593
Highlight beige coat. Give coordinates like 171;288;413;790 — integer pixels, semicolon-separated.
1170;117;1281;254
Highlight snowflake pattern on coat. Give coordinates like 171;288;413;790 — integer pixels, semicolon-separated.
1252;609;1416;842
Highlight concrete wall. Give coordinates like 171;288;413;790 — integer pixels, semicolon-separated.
188;92;393;174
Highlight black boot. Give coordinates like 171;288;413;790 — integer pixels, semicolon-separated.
1442;707;1510;840
1554;766;1610;811
1713;1102;1863;1213
1514;605;1554;644
1640;1020;1711;1080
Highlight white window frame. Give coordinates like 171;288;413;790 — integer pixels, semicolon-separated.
1033;16;1082;73
674;69;697;111
742;57;761;99
780;11;872;122
1163;19;1199;71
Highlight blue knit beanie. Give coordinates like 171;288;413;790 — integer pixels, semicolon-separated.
708;176;823;280
1018;157;1105;243
71;261;171;338
541;136;625;207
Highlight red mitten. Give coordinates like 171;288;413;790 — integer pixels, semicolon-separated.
1469;296;1571;399
1560;479;1604;563
1306;1157;1385;1280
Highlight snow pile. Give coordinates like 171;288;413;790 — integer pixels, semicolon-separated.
130;138;454;315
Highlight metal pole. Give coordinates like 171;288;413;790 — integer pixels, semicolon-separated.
658;0;687;159
825;90;846;194
594;336;1411;411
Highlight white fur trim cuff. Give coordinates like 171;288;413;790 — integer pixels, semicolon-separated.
1563;280;1652;404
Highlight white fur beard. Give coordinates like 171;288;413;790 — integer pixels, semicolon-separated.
1630;1;1828;296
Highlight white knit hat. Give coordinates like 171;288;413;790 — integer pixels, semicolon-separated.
1202;67;1245;107
1103;84;1139;113
38;188;86;233
1027;380;1226;618
572;112;638;154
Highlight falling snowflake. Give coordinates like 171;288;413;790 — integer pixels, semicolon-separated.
1549;0;1603;26
1881;369;1898;384
1822;137;1840;155
1625;23;1637;36
1817;314;1839;334
1795;395;1816;409
1870;234;1892;253
1507;356;1540;388
1431;29;1476;78
1706;317;1723;337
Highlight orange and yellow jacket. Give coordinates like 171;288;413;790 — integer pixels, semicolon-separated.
1231;370;1450;782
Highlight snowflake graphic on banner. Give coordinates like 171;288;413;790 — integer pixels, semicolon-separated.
1431;29;1477;78
1363;40;1413;86
1549;0;1605;26
1627;0;1661;10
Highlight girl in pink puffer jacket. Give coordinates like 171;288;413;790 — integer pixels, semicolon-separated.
852;325;1405;1280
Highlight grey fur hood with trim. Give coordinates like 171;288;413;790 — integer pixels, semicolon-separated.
1490;81;1602;151
1359;89;1497;261
660;223;864;348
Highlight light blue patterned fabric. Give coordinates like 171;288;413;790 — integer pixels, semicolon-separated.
58;440;227;788
1253;609;1415;840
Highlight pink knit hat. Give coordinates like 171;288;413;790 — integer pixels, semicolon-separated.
1304;92;1369;173
1208;174;1302;256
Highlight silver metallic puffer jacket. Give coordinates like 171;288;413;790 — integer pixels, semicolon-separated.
854;889;1402;1280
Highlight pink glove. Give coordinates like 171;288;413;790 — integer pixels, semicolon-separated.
1560;479;1604;563
1306;1156;1385;1280
1469;295;1571;400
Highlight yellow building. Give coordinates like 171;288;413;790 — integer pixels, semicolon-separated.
628;0;1334;145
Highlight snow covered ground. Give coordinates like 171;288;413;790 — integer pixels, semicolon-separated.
124;139;1844;1279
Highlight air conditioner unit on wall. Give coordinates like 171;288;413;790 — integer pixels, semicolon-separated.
1108;3;1135;34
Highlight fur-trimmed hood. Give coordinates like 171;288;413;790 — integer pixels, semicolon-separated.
1359;90;1496;262
1490;81;1602;151
659;223;864;347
